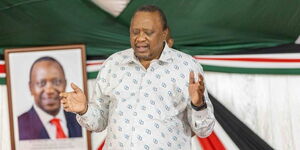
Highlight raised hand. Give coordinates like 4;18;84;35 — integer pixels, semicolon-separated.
189;71;205;107
60;83;88;115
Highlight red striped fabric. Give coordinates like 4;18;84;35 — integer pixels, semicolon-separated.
98;132;225;150
198;137;215;150
86;62;103;66
197;132;226;150
0;62;102;73
194;57;300;62
1;55;299;74
98;140;105;150
0;64;5;73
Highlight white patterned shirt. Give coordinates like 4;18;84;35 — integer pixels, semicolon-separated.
77;44;215;150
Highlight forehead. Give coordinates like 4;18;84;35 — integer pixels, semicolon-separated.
131;11;163;29
31;61;64;78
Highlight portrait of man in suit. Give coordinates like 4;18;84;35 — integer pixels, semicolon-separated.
18;56;82;140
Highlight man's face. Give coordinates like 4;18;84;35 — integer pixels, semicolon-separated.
130;11;167;61
29;60;66;116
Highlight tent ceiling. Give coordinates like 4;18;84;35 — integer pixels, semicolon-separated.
0;0;299;56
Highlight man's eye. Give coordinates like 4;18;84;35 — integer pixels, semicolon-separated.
37;80;46;87
132;30;139;35
52;79;61;86
145;31;153;36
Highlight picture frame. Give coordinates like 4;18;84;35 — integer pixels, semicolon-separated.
4;44;91;150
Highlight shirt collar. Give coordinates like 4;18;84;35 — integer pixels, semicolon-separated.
121;42;174;65
33;103;66;125
159;42;174;63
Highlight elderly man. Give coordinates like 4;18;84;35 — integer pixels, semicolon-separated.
18;56;82;140
61;5;215;149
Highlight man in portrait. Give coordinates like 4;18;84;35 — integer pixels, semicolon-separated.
18;56;82;140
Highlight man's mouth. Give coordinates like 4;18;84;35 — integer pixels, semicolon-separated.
135;45;149;53
42;96;59;103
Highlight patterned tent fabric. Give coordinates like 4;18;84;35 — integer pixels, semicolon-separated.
2;49;300;85
209;93;273;150
91;0;131;17
1;0;300;56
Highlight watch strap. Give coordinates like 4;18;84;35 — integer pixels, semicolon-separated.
191;101;207;111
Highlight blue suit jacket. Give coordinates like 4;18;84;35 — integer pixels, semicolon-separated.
18;106;82;140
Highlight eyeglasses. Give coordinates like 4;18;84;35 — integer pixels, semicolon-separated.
32;79;65;88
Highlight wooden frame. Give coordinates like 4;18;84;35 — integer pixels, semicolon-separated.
4;44;91;150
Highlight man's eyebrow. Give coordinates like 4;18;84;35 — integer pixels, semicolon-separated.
144;29;154;32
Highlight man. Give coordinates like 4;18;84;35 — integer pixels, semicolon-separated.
18;56;82;140
61;5;215;149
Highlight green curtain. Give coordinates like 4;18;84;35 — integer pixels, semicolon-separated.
1;0;300;56
118;0;299;55
0;0;130;56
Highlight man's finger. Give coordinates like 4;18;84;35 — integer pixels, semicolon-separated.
61;98;67;104
60;97;65;103
60;92;69;98
199;80;204;86
199;84;205;91
198;84;205;94
71;83;82;93
189;71;195;84
198;73;204;82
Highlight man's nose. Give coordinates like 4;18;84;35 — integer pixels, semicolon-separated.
44;82;56;94
137;32;146;42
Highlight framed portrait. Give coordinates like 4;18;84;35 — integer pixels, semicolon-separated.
4;44;91;150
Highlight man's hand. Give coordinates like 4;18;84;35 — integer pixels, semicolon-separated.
189;71;205;107
60;83;88;115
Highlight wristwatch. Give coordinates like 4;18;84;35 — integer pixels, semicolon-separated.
191;100;207;111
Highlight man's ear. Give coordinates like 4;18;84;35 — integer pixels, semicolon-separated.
29;81;34;96
163;28;168;39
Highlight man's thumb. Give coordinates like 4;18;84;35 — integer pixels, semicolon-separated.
71;83;82;93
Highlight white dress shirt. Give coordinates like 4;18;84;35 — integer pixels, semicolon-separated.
34;104;69;139
77;44;215;150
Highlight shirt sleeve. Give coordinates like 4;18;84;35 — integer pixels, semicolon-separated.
187;62;215;138
76;62;111;132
